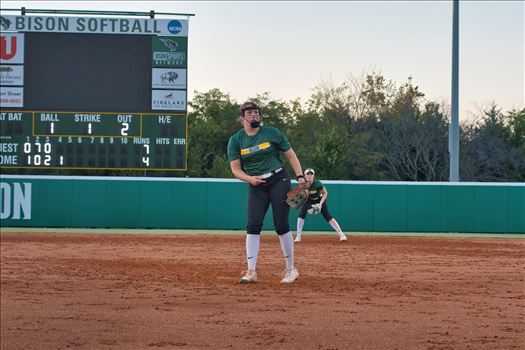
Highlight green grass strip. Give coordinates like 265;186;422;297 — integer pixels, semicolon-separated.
1;227;523;238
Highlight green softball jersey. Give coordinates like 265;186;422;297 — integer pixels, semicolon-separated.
227;126;291;176
307;179;324;201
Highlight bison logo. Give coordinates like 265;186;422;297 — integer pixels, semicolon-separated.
0;17;11;30
159;38;178;52
161;71;179;84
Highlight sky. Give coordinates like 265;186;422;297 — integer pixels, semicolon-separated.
1;1;524;118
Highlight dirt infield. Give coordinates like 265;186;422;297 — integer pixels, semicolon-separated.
1;232;524;350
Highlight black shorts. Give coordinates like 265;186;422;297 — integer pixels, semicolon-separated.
298;200;333;222
246;169;291;235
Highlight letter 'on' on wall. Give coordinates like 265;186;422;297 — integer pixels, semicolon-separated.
0;182;32;219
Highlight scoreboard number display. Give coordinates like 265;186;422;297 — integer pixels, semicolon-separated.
0;13;190;171
1;111;186;169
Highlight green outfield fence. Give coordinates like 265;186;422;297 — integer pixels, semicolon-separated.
0;175;523;233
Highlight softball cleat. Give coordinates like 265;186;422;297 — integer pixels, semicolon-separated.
280;268;299;283
239;269;257;284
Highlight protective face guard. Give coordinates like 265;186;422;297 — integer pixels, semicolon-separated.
240;102;261;117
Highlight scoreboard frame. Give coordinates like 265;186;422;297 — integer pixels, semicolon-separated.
0;9;192;172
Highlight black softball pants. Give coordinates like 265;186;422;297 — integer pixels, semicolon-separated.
298;200;334;222
246;169;291;235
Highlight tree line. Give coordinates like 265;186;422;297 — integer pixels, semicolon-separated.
8;73;524;181
185;73;524;182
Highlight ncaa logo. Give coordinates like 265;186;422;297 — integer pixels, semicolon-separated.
167;20;182;35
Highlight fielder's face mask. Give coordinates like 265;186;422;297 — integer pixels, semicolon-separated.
240;102;262;128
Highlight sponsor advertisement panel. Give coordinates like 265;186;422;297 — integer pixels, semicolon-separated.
152;68;186;89
0;86;24;107
151;89;186;111
0;33;24;64
152;36;187;68
0;65;24;86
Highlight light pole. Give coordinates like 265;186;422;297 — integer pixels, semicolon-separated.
449;0;460;182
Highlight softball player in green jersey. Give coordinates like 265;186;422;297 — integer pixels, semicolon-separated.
227;102;305;284
294;168;348;243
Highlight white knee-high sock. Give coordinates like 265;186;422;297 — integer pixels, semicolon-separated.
329;219;344;236
246;234;260;270
296;218;305;236
278;232;295;269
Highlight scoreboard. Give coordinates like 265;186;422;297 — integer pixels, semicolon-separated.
0;111;186;170
0;13;189;171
